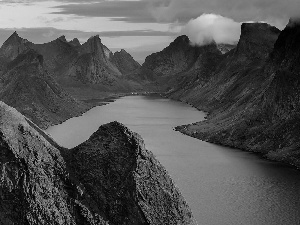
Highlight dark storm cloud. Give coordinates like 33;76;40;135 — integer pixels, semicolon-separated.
0;27;175;46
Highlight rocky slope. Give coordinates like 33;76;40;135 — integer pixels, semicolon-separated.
0;32;142;92
0;49;87;129
175;20;300;168
66;35;122;85
132;35;223;92
138;35;202;82
111;49;141;75
0;101;197;225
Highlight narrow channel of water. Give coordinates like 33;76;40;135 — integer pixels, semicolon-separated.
47;95;300;225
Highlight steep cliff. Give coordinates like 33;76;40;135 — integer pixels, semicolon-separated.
176;20;300;168
139;35;202;81
168;23;280;113
67;35;122;85
111;49;141;75
0;49;87;129
0;102;197;225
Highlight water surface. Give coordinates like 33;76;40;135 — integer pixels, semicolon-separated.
47;95;300;225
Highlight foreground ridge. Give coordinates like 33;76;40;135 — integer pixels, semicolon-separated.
0;101;197;225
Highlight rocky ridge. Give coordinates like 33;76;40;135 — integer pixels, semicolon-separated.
0;101;197;225
172;21;300;168
0;49;87;129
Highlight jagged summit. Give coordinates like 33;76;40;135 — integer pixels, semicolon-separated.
233;22;280;59
69;37;81;47
0;31;33;60
270;17;300;74
57;35;67;42
111;49;141;74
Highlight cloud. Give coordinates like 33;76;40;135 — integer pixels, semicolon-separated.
150;0;300;28
52;1;158;23
181;14;241;45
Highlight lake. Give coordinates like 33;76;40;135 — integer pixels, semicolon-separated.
46;95;300;225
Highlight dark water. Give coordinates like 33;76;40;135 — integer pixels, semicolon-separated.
46;96;300;225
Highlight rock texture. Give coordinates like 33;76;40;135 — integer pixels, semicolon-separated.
0;102;197;225
111;49;141;75
67;35;122;85
0;49;87;129
132;35;223;92
139;35;202;81
172;21;300;168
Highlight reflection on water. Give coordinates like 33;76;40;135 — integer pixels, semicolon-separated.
47;95;300;225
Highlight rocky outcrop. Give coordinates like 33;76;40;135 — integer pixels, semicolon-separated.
111;49;141;75
0;102;197;225
0;49;87;129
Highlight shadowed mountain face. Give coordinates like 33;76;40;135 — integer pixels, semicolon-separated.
171;21;300;168
67;35;122;85
0;49;87;129
0;33;142;92
111;49;141;75
0;102;197;225
132;35;223;92
139;35;203;81
167;23;280;111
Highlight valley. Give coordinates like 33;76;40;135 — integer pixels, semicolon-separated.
1;14;300;225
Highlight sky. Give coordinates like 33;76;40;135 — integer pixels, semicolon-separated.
0;0;298;63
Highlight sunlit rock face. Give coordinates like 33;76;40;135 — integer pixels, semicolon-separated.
0;102;197;225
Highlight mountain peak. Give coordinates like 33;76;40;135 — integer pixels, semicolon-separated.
234;22;280;59
88;34;101;41
57;35;67;42
120;49;127;53
69;38;81;47
173;35;190;44
0;31;32;60
270;18;300;73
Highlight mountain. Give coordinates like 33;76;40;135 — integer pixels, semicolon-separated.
175;20;300;168
111;49;141;75
0;32;143;92
0;31;33;61
0;101;197;225
69;38;81;47
66;35;122;85
132;35;223;92
168;23;280;111
0;49;87;129
139;35;202;81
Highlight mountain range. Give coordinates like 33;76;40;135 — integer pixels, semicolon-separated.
0;32;143;128
1;15;300;225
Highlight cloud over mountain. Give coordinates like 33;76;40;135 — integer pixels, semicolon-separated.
181;14;241;45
